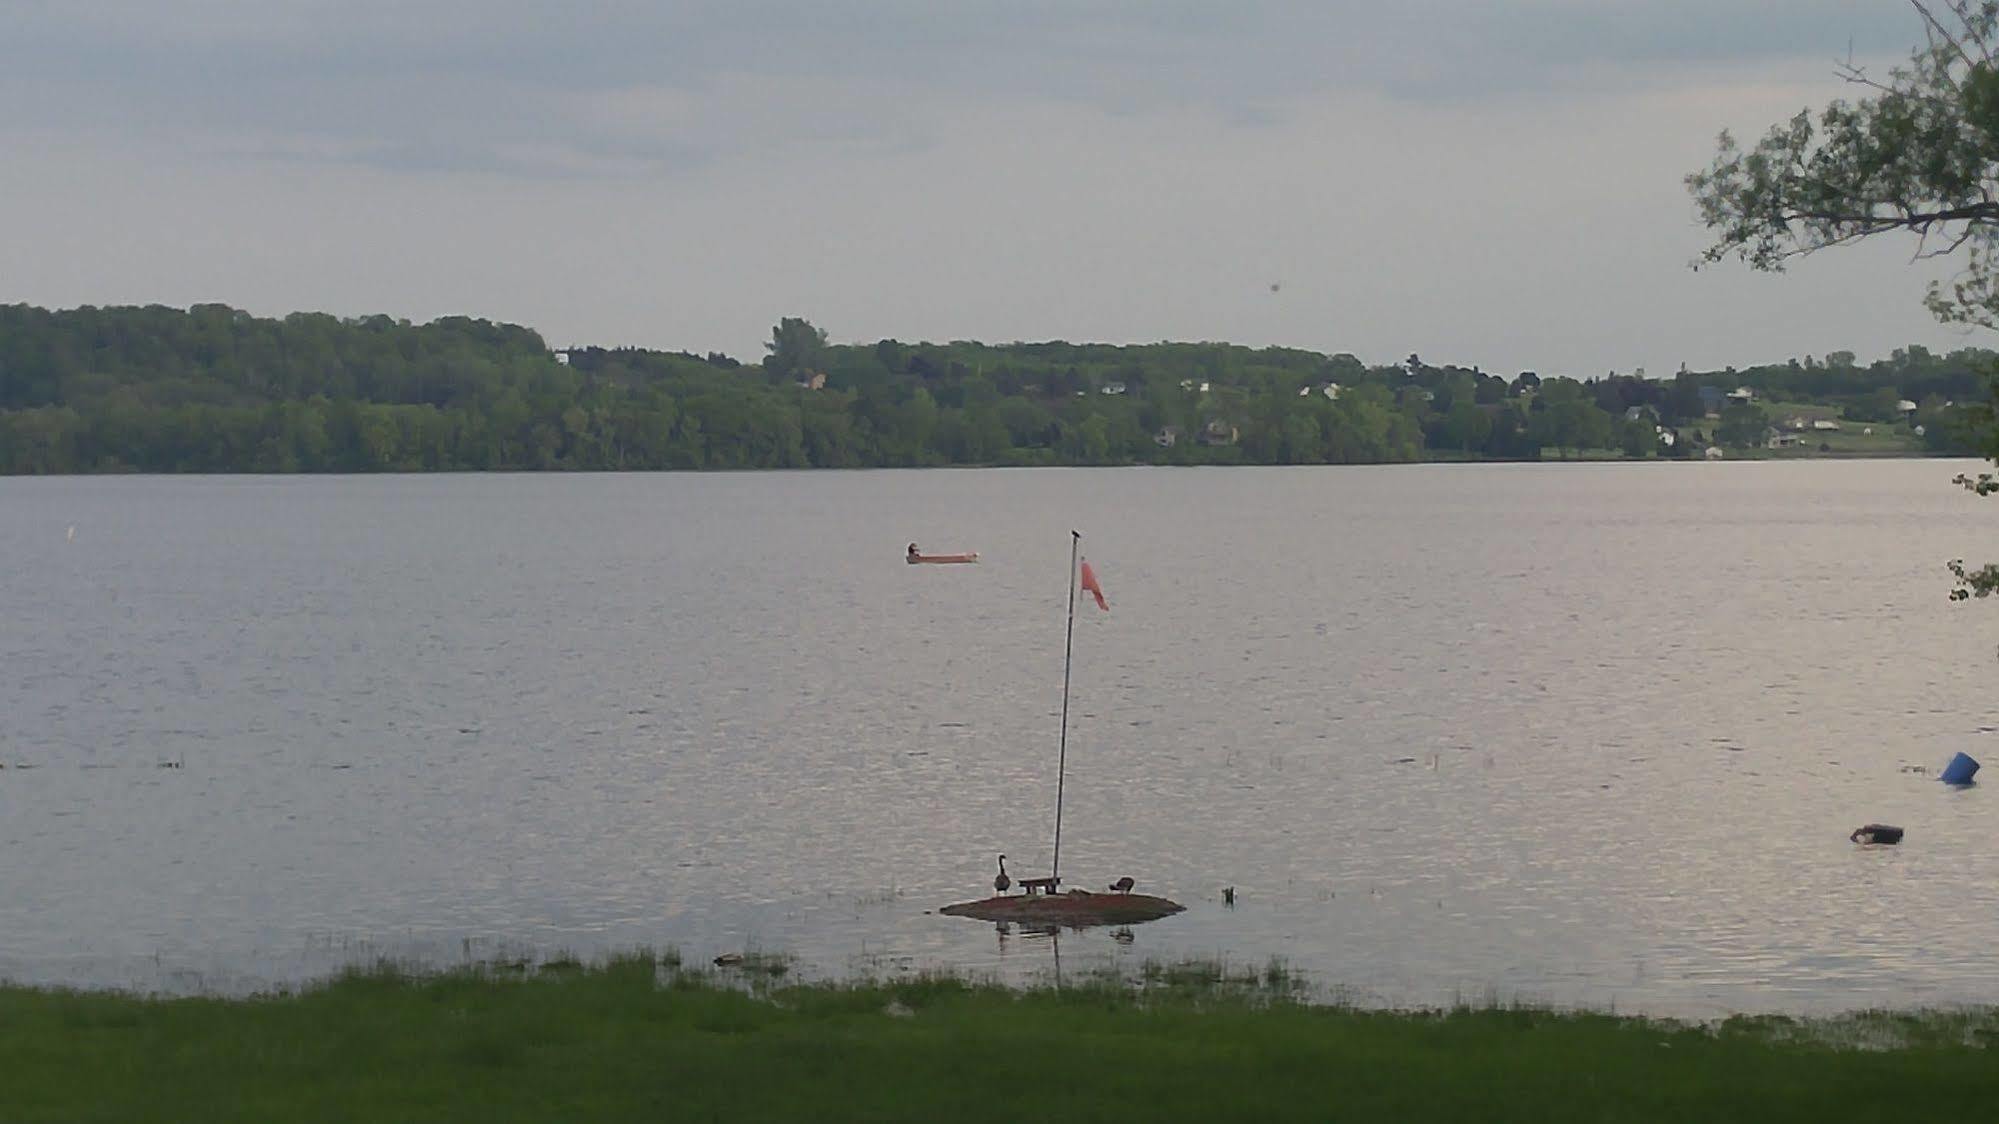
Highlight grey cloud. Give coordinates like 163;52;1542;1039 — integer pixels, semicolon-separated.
4;2;1938;179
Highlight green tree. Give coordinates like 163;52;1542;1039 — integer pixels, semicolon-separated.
1278;412;1322;463
1433;401;1492;453
1619;419;1658;459
1715;402;1770;449
1530;378;1613;456
1688;3;1999;327
1062;415;1111;464
1844;387;1906;423
765;318;828;382
961;407;1011;464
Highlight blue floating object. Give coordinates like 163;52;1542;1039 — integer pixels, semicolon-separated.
1941;752;1981;786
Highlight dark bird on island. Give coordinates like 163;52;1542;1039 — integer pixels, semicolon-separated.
1851;824;1905;845
1223;886;1235;906
1109;876;1136;894
994;854;1012;894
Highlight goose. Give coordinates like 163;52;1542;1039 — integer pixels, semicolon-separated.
993;854;1012;894
1109;876;1136;894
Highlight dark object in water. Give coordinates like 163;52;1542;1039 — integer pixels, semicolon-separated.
1109;876;1136;894
939;890;1183;927
1851;824;1905;845
1940;752;1980;786
1222;886;1236;906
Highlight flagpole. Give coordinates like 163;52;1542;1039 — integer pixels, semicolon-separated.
1052;529;1080;891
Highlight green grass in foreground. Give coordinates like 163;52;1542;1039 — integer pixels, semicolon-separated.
3;953;1998;1122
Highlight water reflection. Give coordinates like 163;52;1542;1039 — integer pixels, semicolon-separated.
1001;921;1068;987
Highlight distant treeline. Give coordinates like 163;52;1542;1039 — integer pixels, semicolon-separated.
0;303;1985;473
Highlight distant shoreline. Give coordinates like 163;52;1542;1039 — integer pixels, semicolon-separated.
2;304;1977;475
0;450;1970;480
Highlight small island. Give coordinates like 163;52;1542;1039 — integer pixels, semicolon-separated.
940;891;1185;927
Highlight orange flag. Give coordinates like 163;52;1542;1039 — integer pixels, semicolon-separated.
1080;558;1108;611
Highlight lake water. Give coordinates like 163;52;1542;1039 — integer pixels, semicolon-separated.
3;462;1998;1016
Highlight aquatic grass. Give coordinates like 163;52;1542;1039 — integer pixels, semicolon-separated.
851;882;908;907
1716;1007;1999;1052
1132;953;1309;1002
2;958;1998;1122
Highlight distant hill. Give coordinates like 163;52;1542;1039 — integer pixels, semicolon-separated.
0;304;1984;473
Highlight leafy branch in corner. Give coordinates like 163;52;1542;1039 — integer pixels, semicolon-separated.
1688;2;1999;327
1691;4;1999;605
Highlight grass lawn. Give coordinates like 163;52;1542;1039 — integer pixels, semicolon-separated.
3;955;1998;1122
1753;400;1925;456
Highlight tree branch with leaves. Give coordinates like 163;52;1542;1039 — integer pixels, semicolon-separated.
1690;1;1999;600
1689;1;1999;326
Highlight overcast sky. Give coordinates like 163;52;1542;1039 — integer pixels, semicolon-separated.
4;1;1988;375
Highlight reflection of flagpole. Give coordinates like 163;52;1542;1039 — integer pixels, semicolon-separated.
1052;530;1080;890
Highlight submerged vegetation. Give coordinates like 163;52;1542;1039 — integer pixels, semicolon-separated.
0;302;1986;474
2;955;1997;1121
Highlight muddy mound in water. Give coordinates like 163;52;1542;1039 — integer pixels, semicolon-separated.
939;891;1183;927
